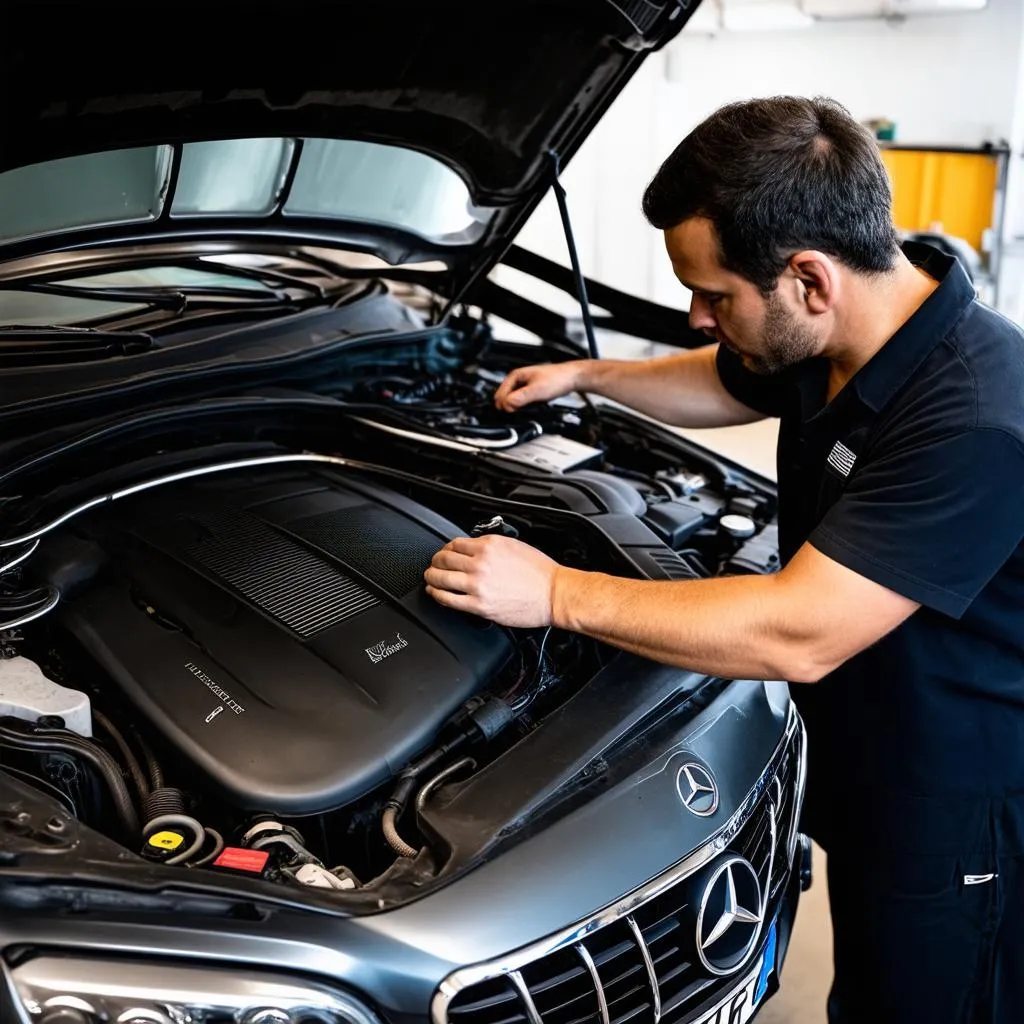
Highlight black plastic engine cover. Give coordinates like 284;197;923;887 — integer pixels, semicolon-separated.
50;466;513;815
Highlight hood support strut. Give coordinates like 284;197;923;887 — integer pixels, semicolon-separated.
548;151;600;360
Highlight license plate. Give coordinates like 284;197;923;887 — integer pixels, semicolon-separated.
692;921;777;1024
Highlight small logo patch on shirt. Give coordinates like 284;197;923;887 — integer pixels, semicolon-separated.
827;441;857;478
964;873;998;886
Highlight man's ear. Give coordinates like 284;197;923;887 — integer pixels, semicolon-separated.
786;251;840;314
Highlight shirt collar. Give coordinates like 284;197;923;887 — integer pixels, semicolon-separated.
851;241;977;414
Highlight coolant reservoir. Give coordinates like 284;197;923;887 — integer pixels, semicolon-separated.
0;656;92;737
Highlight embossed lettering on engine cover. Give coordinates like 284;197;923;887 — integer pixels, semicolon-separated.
365;633;409;664
185;661;246;715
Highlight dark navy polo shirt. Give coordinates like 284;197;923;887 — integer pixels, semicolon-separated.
716;242;1024;854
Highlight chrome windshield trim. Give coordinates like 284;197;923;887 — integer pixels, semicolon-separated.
430;703;803;1024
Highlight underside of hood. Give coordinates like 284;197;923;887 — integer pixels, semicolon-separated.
0;0;698;291
1;0;694;201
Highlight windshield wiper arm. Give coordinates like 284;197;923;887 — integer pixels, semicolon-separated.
7;280;297;313
174;258;328;300
11;281;188;312
0;325;154;365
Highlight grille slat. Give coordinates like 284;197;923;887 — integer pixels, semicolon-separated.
659;979;717;1024
521;947;598;1024
448;978;526;1024
625;917;661;1024
576;945;610;1024
444;726;802;1024
510;973;544;1024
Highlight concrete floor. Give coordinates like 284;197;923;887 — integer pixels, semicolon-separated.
675;419;834;1024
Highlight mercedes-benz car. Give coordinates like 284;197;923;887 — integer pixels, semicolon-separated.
0;4;809;1024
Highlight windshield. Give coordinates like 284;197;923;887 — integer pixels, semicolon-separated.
0;138;493;250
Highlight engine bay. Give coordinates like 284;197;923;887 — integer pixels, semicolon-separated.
334;359;780;580
45;469;513;816
0;324;782;904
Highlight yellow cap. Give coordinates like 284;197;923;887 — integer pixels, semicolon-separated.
147;830;185;851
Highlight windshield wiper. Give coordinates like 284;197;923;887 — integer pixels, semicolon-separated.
6;280;297;314
174;258;328;301
0;325;154;366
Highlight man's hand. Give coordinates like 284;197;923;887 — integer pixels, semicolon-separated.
492;349;765;429
493;361;590;411
424;535;559;627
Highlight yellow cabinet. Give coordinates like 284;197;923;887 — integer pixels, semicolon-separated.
880;145;1007;256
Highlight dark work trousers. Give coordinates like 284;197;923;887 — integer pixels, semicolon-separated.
824;818;1024;1023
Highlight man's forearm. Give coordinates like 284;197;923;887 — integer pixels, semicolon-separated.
577;347;763;428
550;566;830;683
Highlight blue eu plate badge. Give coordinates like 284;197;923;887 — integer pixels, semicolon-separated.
693;919;778;1024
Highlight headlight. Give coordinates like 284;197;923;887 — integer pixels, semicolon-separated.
5;956;381;1024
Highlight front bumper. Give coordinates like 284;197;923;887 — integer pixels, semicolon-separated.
0;689;805;1024
433;707;805;1024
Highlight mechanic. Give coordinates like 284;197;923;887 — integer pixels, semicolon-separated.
424;96;1024;1023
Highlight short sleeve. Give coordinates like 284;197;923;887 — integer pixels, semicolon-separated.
715;344;790;418
810;428;1024;618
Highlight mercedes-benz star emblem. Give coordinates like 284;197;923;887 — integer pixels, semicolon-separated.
695;856;764;977
676;762;719;817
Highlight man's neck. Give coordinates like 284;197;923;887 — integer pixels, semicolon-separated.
824;254;939;399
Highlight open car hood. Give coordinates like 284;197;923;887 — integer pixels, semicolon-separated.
0;0;696;295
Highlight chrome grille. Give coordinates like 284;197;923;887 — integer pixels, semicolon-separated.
447;978;527;1024
439;713;804;1024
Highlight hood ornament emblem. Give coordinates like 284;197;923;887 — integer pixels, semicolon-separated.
676;762;719;817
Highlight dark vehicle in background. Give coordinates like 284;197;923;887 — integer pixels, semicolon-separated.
0;5;807;1024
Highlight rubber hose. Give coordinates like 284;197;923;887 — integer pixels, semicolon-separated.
143;813;206;866
382;806;418;859
143;787;185;822
0;722;139;837
130;727;163;792
415;757;477;817
139;738;164;792
190;828;226;868
94;710;150;801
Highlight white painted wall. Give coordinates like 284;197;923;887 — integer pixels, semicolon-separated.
495;0;1024;318
666;0;1024;150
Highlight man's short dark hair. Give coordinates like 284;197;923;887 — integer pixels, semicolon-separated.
641;96;901;292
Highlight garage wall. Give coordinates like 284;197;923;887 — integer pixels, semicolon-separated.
666;0;1024;150
496;0;1024;317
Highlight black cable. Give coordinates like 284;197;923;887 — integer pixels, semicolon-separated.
133;730;164;792
534;626;553;685
0;720;139;838
94;709;150;801
505;628;556;713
